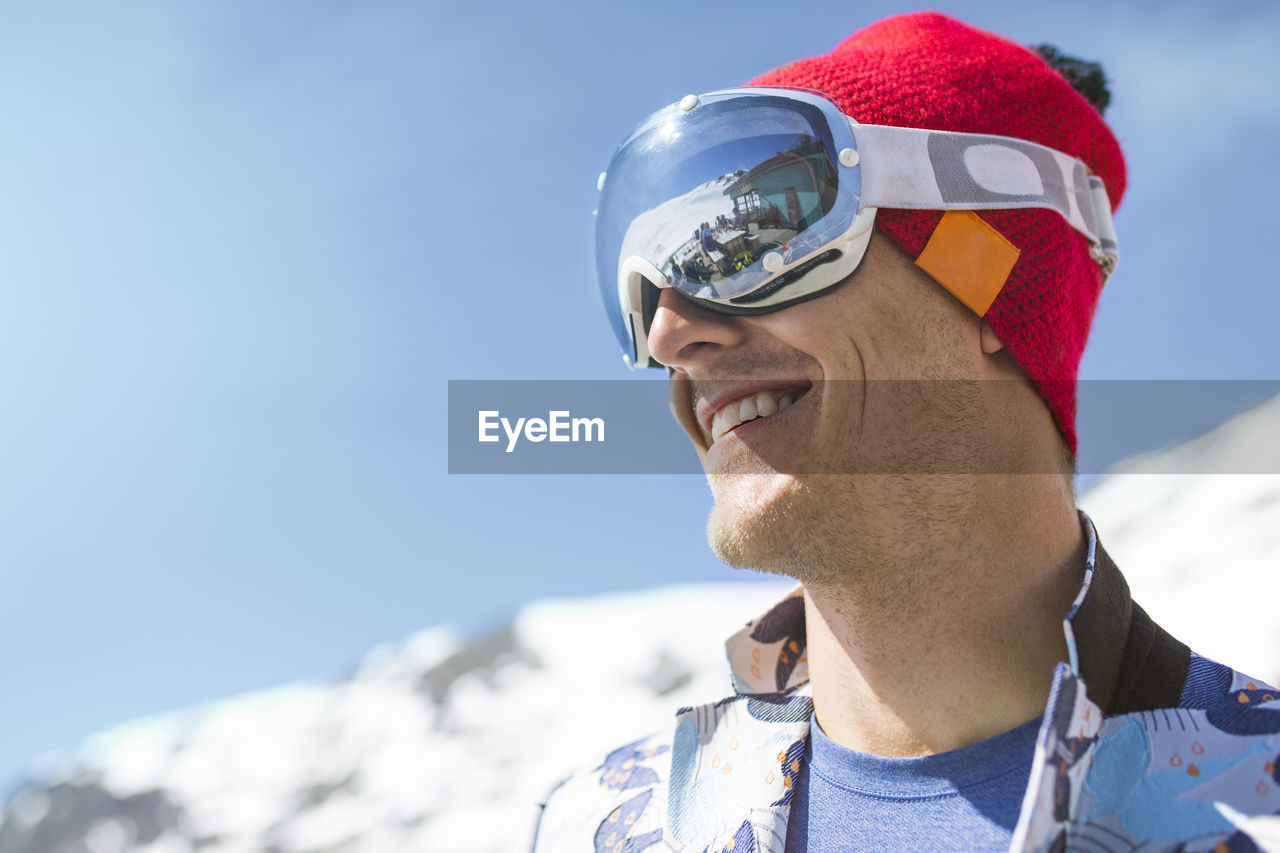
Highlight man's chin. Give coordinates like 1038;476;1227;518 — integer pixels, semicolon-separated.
704;475;811;575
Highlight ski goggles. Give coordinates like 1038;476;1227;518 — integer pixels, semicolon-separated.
595;87;1119;368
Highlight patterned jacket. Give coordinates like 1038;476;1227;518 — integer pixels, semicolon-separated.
533;520;1280;852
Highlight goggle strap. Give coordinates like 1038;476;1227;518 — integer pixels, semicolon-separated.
1088;176;1119;277
852;123;1119;279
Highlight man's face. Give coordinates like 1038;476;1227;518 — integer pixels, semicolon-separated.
646;230;1002;579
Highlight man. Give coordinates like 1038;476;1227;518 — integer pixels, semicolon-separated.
535;13;1280;852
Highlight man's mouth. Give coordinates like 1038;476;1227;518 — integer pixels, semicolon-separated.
705;386;810;446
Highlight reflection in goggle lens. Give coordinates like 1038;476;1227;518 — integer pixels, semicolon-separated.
658;138;839;300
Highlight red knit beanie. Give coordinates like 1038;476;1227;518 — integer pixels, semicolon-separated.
747;12;1126;454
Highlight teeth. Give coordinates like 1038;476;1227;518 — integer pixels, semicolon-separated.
710;402;738;444
708;389;802;445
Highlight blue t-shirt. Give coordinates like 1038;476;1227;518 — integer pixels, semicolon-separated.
785;712;1041;851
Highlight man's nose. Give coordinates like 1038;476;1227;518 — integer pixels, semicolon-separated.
646;287;748;368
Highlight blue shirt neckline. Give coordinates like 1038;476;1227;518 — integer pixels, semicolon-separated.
806;711;1043;799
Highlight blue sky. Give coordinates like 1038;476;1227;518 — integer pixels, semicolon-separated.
1;0;1278;797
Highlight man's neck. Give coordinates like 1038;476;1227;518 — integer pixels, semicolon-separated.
800;484;1085;758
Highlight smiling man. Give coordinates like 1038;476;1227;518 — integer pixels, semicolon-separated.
534;13;1280;853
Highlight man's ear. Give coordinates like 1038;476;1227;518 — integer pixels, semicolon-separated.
980;320;1005;355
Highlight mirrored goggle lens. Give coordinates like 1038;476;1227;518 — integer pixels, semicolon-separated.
596;93;851;353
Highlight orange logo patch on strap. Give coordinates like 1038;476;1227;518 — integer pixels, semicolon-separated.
914;210;1021;317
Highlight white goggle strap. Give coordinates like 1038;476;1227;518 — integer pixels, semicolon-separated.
851;122;1119;279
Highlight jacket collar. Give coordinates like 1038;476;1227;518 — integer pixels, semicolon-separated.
1064;514;1132;713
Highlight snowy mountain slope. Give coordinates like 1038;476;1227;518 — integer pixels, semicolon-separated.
3;397;1280;853
0;584;791;853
